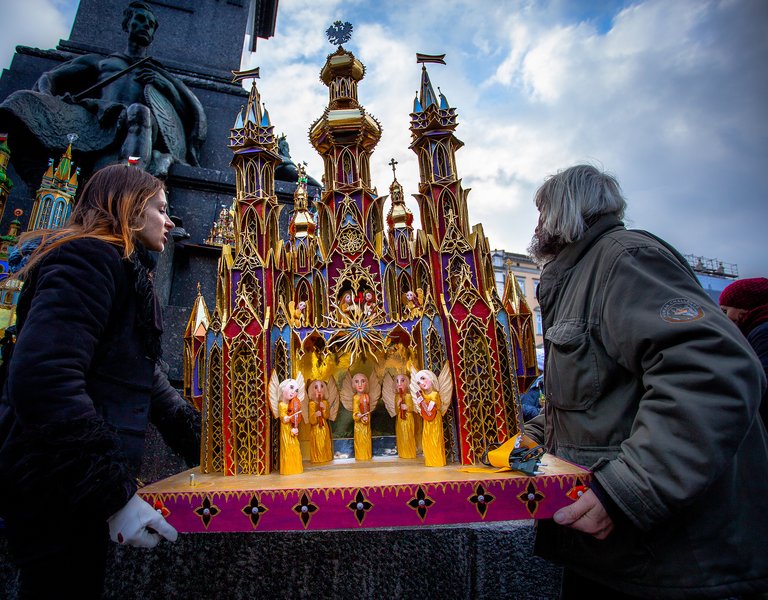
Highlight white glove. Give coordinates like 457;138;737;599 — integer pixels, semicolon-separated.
107;494;178;548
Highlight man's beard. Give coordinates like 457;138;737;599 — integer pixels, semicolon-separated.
527;229;568;266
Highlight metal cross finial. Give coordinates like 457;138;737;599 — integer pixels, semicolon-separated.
388;158;398;179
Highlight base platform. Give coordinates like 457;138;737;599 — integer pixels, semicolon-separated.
138;454;590;533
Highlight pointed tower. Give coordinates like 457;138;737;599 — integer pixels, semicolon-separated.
183;283;211;411
502;261;539;394
28;134;80;232
409;56;523;464
0;134;13;224
383;158;416;319
309;32;386;323
199;70;284;475
285;163;321;327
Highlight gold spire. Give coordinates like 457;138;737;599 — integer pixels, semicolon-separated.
289;163;316;239
386;158;413;230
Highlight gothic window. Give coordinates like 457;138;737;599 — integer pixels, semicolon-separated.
397;233;409;262
38;196;53;229
419;148;430;182
458;323;496;461
359;153;370;187
414;259;431;295
297;242;308;271
245;159;258;196
432;142;450;179
52;200;64;228
340;149;355;184
203;345;223;473
495;321;520;436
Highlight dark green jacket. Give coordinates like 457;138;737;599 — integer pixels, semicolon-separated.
527;215;768;598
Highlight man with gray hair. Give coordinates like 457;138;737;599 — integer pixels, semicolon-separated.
526;164;768;598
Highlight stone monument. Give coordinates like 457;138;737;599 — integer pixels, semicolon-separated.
0;0;316;386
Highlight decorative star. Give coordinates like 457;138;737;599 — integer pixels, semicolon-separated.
407;486;435;522
326;310;387;365
241;494;268;528
517;481;545;517
292;492;319;528
194;496;221;528
347;489;374;525
468;483;496;519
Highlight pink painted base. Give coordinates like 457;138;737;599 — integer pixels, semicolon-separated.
138;455;591;533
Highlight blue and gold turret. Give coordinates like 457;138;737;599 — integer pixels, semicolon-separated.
28;136;80;232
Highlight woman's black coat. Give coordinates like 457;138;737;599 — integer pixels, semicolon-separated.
0;238;200;559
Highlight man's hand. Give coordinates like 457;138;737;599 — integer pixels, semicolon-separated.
553;489;614;540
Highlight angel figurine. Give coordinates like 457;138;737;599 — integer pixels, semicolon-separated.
402;289;423;319
410;363;453;467
382;372;417;459
289;299;308;328
304;378;339;463
340;371;381;461
269;371;305;475
362;290;376;318
338;291;357;322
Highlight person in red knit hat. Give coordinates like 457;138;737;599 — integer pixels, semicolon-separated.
720;277;768;425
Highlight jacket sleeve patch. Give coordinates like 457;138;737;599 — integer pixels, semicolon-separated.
659;298;704;323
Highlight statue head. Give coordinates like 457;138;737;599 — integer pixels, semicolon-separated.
395;373;409;392
415;369;437;393
309;380;326;399
352;373;368;393
279;378;301;402
122;1;159;47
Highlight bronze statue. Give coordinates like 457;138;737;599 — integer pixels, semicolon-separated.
0;1;206;178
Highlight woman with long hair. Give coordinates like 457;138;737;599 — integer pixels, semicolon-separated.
0;163;200;598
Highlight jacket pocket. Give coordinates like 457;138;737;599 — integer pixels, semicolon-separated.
545;319;600;410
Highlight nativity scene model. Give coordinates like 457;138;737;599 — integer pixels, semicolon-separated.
159;25;591;532
185;31;539;476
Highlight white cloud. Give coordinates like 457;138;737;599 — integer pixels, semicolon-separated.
0;0;74;72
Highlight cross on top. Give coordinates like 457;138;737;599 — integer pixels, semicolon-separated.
389;158;398;178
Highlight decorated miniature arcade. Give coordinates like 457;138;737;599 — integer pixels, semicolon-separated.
146;24;590;532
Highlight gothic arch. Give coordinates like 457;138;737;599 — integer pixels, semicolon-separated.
458;319;497;462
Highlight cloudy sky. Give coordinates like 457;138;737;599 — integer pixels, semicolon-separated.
2;0;767;277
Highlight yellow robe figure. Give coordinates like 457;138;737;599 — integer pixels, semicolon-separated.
309;399;333;463
394;392;416;459
420;390;446;467
353;393;373;461
279;399;304;475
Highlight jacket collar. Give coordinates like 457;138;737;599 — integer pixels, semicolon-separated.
538;214;624;313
